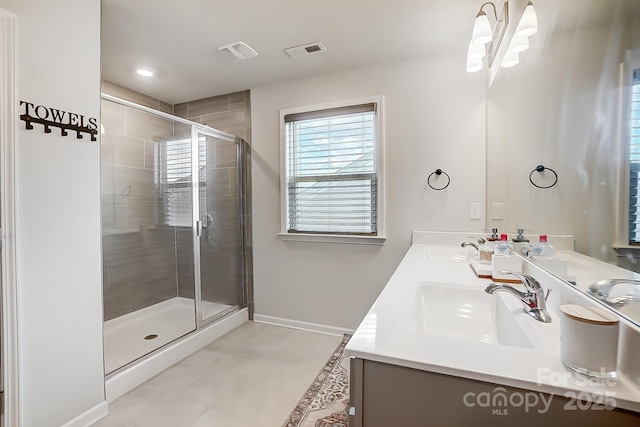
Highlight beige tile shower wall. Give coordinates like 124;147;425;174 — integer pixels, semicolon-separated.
101;97;180;321
174;90;251;141
102;80;173;114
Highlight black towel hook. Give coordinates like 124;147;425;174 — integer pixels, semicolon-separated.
427;169;450;190
529;165;558;189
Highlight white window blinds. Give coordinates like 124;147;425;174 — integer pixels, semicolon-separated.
285;103;378;235
629;68;640;243
161;138;206;227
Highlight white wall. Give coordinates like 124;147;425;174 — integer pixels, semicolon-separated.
251;53;486;330
0;1;105;426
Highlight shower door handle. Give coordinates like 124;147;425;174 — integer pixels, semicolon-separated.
201;213;214;228
197;213;214;239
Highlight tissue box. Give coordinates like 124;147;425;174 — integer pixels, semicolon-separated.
492;255;523;281
531;256;568;280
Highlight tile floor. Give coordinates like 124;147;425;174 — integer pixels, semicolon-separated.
93;321;343;427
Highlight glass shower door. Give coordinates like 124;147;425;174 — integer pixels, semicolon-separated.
101;99;197;374
194;130;244;324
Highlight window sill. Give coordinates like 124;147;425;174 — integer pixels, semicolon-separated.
612;244;640;251
277;232;386;245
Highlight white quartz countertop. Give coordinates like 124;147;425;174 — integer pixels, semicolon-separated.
345;243;640;413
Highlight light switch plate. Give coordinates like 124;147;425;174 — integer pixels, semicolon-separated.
470;203;481;220
492;202;504;220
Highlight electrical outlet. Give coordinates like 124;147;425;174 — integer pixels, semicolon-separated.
469;203;481;220
492;203;504;220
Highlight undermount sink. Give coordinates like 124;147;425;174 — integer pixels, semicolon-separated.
415;282;533;348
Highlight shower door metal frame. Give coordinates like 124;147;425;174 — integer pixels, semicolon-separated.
191;128;245;328
101;93;247;330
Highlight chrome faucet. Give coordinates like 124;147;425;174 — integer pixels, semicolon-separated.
461;241;479;251
485;271;552;323
587;278;640;308
461;235;487;251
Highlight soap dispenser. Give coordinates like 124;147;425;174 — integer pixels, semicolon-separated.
487;228;500;242
531;234;555;257
494;233;513;255
512;228;531;255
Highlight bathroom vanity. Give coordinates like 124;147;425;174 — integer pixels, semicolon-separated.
345;232;640;426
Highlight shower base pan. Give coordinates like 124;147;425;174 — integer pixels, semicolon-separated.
103;297;231;374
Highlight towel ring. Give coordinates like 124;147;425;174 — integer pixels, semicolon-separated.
529;165;558;189
427;169;450;190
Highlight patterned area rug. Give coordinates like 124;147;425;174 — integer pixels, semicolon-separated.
282;334;351;427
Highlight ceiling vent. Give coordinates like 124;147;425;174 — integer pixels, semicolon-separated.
284;41;327;59
218;41;258;60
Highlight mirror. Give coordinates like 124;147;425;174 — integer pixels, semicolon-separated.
487;0;640;324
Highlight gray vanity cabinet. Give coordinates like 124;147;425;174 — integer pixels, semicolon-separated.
349;358;640;426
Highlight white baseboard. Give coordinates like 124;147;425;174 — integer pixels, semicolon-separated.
253;314;354;337
60;401;108;427
105;308;248;402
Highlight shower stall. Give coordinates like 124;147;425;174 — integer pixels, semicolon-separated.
100;94;250;375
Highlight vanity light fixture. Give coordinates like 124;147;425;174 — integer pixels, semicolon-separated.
466;2;509;73
468;42;487;59
514;1;538;37
500;1;537;68
501;52;520;68
471;9;493;45
466;57;484;73
507;36;529;54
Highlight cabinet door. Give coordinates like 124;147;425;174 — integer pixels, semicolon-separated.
349;357;363;427
359;360;640;427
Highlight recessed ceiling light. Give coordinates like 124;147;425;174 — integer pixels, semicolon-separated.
136;69;154;77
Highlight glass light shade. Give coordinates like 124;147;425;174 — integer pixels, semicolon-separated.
515;2;538;37
466;57;483;73
501;52;520;68
508;36;529;54
467;41;486;59
471;11;492;45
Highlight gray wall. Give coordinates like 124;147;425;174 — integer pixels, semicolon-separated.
250;53;486;329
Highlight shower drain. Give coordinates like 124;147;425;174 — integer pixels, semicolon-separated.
144;334;158;340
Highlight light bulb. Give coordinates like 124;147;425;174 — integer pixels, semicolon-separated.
466;57;483;73
508;36;529;54
515;2;538;37
501;52;520;68
471;11;492;45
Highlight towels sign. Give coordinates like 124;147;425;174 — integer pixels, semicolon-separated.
20;101;98;141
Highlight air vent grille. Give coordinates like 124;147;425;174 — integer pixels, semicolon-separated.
284;41;327;58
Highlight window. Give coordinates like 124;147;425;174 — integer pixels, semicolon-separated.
629;64;640;244
280;97;385;244
161;138;206;227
